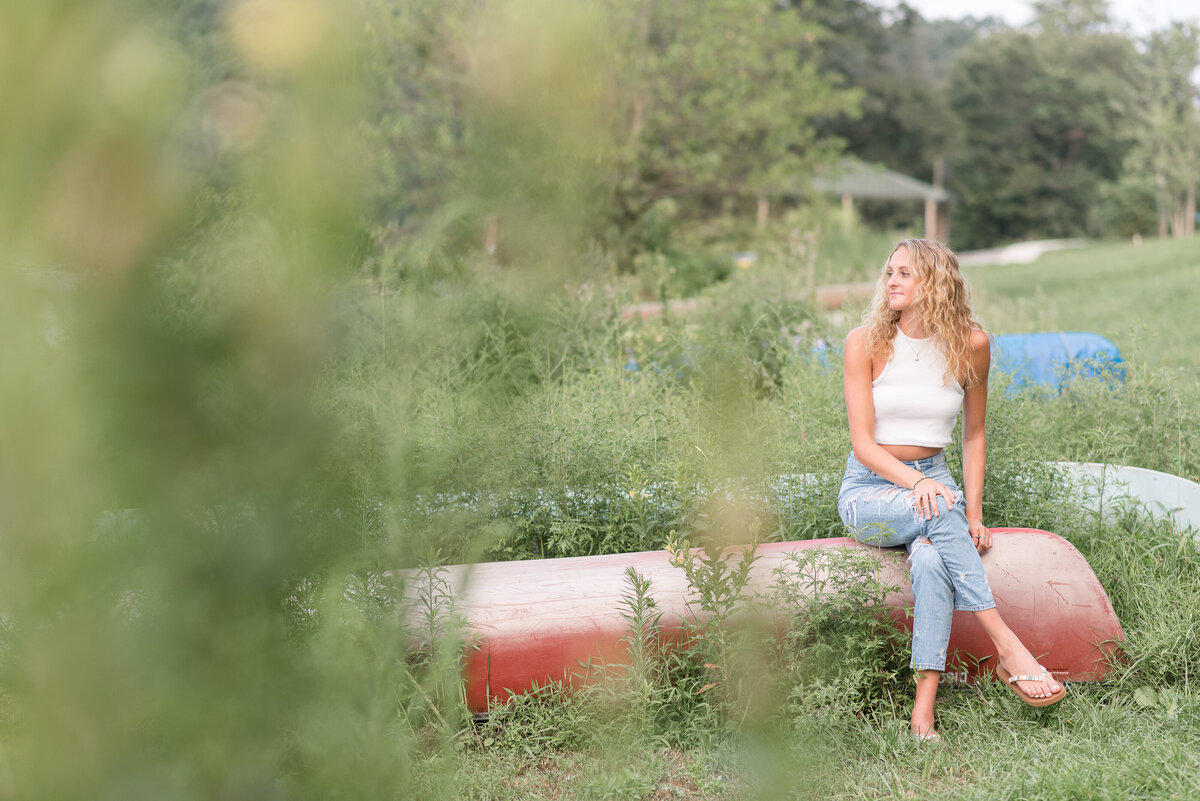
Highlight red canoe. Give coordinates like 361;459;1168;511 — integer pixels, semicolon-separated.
409;528;1123;713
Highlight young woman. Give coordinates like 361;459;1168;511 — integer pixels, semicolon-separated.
838;238;1065;740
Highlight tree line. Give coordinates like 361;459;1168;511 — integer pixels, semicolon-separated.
179;0;1200;266
827;0;1198;246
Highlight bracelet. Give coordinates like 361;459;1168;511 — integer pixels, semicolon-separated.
913;476;931;491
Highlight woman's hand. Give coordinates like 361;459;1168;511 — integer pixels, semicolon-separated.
908;477;956;520
968;519;992;553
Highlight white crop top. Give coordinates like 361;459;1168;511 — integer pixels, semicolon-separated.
872;330;964;449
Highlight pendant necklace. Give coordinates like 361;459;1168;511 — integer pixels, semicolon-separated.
910;336;930;362
901;324;930;361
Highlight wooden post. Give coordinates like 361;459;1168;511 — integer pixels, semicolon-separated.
1157;174;1169;238
756;196;769;232
1188;114;1196;238
841;194;853;233
485;215;499;259
930;157;947;241
1186;180;1195;238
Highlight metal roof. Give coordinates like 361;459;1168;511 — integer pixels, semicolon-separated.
813;159;951;202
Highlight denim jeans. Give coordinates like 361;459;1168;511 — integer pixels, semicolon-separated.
837;451;996;671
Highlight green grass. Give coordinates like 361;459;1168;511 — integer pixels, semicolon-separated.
373;236;1200;799
965;237;1200;373
422;511;1200;800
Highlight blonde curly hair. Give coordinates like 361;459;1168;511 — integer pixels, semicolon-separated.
861;239;986;388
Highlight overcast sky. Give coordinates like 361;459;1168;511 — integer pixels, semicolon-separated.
877;0;1199;35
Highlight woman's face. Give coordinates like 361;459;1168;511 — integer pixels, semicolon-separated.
885;247;918;312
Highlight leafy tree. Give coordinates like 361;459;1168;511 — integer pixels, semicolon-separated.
358;0;486;250
605;0;855;252
791;0;998;232
887;12;1007;85
801;0;968;182
1032;0;1114;36
1126;23;1200;237
360;0;856;272
947;1;1138;247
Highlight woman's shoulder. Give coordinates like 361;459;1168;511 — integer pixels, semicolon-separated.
968;327;991;351
843;326;874;369
966;327;992;376
844;325;873;355
845;325;867;345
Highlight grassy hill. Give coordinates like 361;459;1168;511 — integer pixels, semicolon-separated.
966;237;1200;373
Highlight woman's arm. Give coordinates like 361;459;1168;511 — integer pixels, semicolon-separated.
961;328;992;550
844;327;928;490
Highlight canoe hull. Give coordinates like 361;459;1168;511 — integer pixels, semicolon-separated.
415;528;1123;713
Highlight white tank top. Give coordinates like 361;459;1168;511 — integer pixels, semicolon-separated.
872;330;964;449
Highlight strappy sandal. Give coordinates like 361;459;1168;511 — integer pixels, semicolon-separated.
995;664;1066;708
913;730;941;743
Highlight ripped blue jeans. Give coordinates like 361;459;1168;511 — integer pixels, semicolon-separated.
837;451;995;671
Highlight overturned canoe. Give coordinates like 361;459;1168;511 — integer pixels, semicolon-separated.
1053;462;1200;535
410;528;1123;713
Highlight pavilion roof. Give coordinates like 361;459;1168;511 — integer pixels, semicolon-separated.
812;159;951;202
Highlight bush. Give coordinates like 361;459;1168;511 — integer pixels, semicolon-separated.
1091;175;1159;238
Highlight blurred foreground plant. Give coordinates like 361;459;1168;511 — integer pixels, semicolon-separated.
0;1;446;797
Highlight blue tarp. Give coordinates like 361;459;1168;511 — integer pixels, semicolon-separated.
626;332;1124;394
991;332;1123;392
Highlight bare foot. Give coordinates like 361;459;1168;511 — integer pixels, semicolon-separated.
912;670;939;737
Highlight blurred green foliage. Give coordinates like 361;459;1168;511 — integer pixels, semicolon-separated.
0;1;421;797
2;0;1200;798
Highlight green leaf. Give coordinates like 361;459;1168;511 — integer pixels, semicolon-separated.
1133;686;1159;708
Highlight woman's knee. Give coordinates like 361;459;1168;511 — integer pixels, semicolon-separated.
928;497;969;536
909;541;952;585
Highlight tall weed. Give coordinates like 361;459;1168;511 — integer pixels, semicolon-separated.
1066;511;1200;689
769;548;910;727
664;526;766;738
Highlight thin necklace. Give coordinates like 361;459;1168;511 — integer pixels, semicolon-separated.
901;328;931;362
